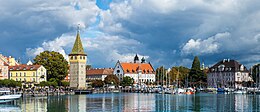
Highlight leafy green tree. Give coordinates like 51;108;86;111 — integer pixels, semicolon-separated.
92;80;104;88
61;81;70;87
34;51;68;82
121;76;134;87
39;81;50;87
86;65;92;70
169;66;190;87
0;79;21;87
104;75;119;86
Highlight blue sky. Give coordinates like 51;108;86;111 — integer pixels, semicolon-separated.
0;0;259;69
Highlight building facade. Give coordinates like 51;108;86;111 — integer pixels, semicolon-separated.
86;68;113;81
0;58;9;80
113;54;156;84
0;54;20;80
207;59;252;89
69;29;87;89
9;61;47;88
0;54;20;66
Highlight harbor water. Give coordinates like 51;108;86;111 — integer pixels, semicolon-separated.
1;93;260;111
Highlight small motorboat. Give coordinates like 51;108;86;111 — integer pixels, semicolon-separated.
233;90;247;94
185;88;195;95
0;90;22;103
185;91;195;95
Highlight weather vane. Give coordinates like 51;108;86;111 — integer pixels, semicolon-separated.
77;24;80;32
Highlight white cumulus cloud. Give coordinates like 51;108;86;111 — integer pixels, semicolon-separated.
182;32;231;55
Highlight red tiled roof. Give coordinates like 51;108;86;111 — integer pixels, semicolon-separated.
120;62;155;74
86;68;113;76
9;64;41;71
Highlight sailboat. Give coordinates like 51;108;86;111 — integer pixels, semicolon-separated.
174;68;186;94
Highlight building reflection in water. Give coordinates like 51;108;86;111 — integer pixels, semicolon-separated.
13;93;260;111
68;95;86;112
20;96;48;111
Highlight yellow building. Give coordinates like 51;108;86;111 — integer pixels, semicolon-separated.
9;61;47;88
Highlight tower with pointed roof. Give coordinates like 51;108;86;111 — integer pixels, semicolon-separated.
69;26;87;89
134;54;139;63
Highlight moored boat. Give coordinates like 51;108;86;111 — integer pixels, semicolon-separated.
233;90;247;94
0;90;22;103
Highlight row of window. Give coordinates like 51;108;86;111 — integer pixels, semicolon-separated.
135;79;155;82
70;56;86;60
15;78;36;82
10;72;38;77
71;65;85;68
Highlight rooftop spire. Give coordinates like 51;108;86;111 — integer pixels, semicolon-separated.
134;54;139;63
77;24;80;33
69;24;86;56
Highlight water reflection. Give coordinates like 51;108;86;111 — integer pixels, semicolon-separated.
3;93;260;111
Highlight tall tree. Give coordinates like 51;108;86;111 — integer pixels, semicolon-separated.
34;51;68;82
252;64;260;83
104;75;120;86
189;56;205;86
191;56;201;70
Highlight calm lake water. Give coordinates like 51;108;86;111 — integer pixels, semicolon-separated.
1;93;260;112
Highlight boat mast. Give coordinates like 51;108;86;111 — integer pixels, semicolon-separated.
177;68;179;88
256;66;258;89
168;68;171;88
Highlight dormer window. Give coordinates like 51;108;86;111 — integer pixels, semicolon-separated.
218;64;225;71
126;69;129;72
132;69;135;73
240;65;244;71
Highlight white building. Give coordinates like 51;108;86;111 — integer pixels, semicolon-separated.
207;59;252;89
113;54;156;84
86;68;113;81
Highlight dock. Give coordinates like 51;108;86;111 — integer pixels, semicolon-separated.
74;90;93;94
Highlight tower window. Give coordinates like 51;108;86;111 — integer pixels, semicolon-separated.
70;56;73;60
80;56;82;59
75;56;77;60
83;57;85;59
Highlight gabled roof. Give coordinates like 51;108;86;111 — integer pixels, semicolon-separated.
0;54;19;66
9;64;42;71
120;62;155;74
86;68;113;76
69;31;86;56
209;59;249;72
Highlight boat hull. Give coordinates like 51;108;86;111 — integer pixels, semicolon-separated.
0;94;21;104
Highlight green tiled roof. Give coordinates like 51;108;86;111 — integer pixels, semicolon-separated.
70;31;86;55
